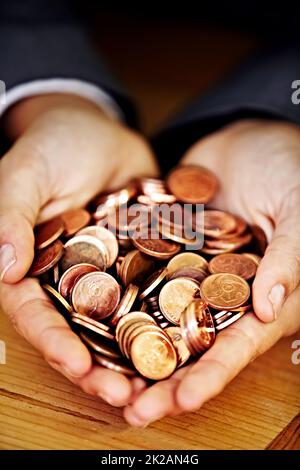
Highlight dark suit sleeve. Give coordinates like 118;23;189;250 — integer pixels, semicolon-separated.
0;0;136;125
153;40;300;173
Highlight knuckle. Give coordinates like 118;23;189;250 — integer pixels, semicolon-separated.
222;325;259;362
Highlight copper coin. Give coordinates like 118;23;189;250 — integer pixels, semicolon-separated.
42;284;72;315
218;215;248;239
159;278;200;325
75;225;118;267
71;272;121;319
92;352;136;377
146;295;160;312
195;210;237;237
165;326;190;367
91;183;137;219
117;317;155;356
29;240;64;276
180;299;215;354
242;252;262;266
251;224;268;255
53;264;60;285
179;307;198;356
107;205;152;235
119;249;155;286
71;312;111;332
60;209;91;237
204;231;252;251
230;304;252;313
208;253;257;280
215;310;247;330
71;316;114;340
139;268;168;300
136;177;176;204
166;165;218;204
200;273;250;310
156;203;193;231
34;216;64;249
115;311;156;342
158;221;199;246
60;235;107;272
166;252;208;278
117;237;133;255
137;194;176;205
131;229;180;260
79;331;121;359
140;301;148;312
169;266;207;284
200;246;235;255
122;322;160;359
109;284;139;327
137;177;166;196
58;263;99;300
130;331;177;380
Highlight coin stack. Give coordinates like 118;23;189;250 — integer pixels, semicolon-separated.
28;165;267;381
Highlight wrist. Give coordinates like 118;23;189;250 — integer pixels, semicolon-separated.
3;93;108;141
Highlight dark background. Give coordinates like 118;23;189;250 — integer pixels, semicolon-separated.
84;2;299;134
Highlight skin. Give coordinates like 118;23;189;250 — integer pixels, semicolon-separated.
0;94;158;406
0;99;299;423
124;119;300;426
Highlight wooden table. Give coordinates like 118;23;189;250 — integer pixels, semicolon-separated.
0;16;299;450
0;312;299;450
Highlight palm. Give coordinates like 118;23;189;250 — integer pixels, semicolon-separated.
123;119;300;426
0;96;158;409
183;119;300;242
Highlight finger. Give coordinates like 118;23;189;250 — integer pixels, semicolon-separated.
124;367;188;427
0;278;92;377
73;366;133;407
253;212;300;322
0;142;48;283
176;311;285;412
128;377;148;404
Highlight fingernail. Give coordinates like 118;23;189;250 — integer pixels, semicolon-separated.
268;284;285;320
98;392;118;406
60;364;85;378
0;244;17;281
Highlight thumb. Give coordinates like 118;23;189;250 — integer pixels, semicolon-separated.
0;144;47;283
253;213;300;322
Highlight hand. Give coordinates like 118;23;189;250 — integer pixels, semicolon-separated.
124;119;300;426
0;93;158;405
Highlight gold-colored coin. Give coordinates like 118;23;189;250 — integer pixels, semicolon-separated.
200;273;250;310
80;331;121;359
92;352;136;376
130;330;177;380
115;311;156;342
159;278;200;325
119;249;155;286
42;284;72;316
165;326;190;367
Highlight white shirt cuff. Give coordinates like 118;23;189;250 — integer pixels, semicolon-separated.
0;78;123;120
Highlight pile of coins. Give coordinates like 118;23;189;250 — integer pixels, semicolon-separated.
28;165;267;381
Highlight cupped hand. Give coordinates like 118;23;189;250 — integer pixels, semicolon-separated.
0;93;158;405
124;119;300;426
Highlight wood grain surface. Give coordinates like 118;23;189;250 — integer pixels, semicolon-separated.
0;312;299;450
0;16;299;450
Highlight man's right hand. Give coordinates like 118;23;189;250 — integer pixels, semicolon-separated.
0;93;158;405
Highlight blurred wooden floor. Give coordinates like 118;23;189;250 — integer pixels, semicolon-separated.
0;18;299;449
0;312;299;450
